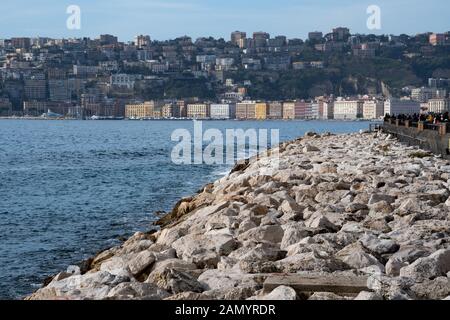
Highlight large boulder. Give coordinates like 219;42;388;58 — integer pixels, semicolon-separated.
238;225;284;244
400;249;450;280
172;231;238;268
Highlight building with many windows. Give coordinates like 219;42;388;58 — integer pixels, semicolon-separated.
333;100;364;120
384;99;421;115
255;102;268;120
125;101;155;119
210;103;236;119
236;101;256;120
363;100;384;119
187;103;210;119
282;102;295;119
427;99;450;113
268;102;283;119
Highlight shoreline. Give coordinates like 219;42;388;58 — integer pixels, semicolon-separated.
27;131;450;300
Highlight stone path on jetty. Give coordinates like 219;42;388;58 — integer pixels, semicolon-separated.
28;131;450;300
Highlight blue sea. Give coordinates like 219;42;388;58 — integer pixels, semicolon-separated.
0;119;374;299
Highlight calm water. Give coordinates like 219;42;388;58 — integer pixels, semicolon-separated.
0;119;373;299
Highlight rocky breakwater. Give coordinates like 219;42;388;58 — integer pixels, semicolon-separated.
28;131;450;300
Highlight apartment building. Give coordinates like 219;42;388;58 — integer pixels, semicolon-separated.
384;99;421;115
210;103;236;119
236;101;256;120
268;102;283;119
125;101;155;119
255;102;268;120
333;100;364;120
363;100;384;119
427;99;450;113
187;103;210;119
282;102;295;120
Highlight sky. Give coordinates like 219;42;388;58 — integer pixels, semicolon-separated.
0;0;449;41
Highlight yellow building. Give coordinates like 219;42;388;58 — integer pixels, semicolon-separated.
255;102;268;120
125;101;154;119
187;103;209;119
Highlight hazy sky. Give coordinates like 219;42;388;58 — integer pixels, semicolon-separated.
0;0;449;41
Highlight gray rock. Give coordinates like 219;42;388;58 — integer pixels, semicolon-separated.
354;291;383;300
400;249;450;280
147;268;204;294
127;251;156;277
238;225;284;244
368;194;396;205
107;282;169;300
197;269;259;291
359;234;399;255
280;223;313;250
303;144;320;152
385;257;407;276
305;215;338;232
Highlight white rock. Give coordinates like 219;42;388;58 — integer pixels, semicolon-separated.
261;286;297;300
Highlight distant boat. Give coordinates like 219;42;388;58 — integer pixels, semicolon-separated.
41;109;63;119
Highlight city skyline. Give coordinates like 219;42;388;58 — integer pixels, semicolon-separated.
0;0;449;41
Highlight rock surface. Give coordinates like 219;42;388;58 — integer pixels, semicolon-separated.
28;132;450;300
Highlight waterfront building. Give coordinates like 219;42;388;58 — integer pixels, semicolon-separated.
187;103;210;119
282;102;295;119
363;100;384;119
255;102;268;120
210;103;236;119
268;102;283;119
125;101;155;119
236;101;256;120
294;101;307;119
384;99;421;116
322;101;334;120
306;102;320;119
333;100;364;120
427;99;450;113
161;103;174;118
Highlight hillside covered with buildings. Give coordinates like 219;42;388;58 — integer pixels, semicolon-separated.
0;28;449;119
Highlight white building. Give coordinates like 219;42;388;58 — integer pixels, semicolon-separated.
216;58;235;71
384;99;421;115
110;74;137;89
363;100;384;119
210;103;236;119
333;100;364;120
427;99;450;113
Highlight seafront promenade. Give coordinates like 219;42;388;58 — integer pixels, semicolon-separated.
28;131;450;300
